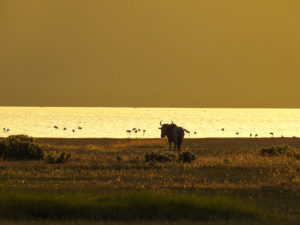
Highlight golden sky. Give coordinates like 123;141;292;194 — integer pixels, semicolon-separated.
1;0;299;107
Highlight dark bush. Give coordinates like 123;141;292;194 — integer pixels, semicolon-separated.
260;146;296;157
116;155;123;162
145;152;176;162
45;151;71;164
178;151;196;163
0;135;44;160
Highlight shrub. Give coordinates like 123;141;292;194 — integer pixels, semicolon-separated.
145;152;176;162
178;151;196;163
0;135;44;160
45;151;71;164
260;146;297;157
116;155;123;162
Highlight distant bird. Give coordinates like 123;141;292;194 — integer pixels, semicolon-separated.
132;128;136;131
250;133;252;137
269;132;274;136
63;128;67;130
72;129;75;133
281;135;284;138
235;132;239;136
54;126;58;129
221;128;225;131
126;130;131;133
135;130;138;133
138;129;141;132
78;126;82;130
6;129;10;132
255;134;258;137
143;130;146;133
194;131;197;135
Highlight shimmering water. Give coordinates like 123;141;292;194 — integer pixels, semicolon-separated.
0;107;299;138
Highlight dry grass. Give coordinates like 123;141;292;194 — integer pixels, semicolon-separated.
0;138;300;224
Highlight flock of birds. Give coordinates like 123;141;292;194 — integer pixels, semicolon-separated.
2;126;83;134
124;126;292;138
1;126;296;138
53;125;83;133
126;128;147;135
2;128;10;133
221;128;273;138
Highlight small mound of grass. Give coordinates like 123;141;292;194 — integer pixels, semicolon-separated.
260;146;300;159
0;135;44;160
178;151;196;163
0;190;262;221
45;151;71;164
145;152;176;162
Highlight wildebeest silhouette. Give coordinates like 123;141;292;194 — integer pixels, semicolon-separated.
159;121;185;151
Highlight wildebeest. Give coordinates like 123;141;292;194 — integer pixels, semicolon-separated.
159;121;185;151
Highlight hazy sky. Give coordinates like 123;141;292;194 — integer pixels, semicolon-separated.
1;0;299;107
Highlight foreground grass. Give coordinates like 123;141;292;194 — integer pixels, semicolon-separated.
0;138;299;224
0;220;277;225
0;190;261;221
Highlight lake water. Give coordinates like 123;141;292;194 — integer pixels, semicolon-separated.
0;107;299;138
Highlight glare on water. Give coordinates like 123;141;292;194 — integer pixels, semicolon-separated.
0;107;299;138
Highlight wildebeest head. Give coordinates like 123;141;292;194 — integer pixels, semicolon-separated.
159;121;176;138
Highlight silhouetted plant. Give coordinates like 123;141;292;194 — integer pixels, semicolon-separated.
0;135;43;160
116;155;123;162
178;151;196;163
260;146;298;158
145;152;176;162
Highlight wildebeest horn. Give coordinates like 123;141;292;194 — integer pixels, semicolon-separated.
160;121;163;126
171;120;174;124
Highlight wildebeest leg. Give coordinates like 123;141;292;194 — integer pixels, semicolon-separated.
169;142;172;151
174;142;176;151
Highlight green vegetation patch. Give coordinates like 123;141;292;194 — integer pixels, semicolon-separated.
0;135;44;160
260;146;300;159
145;152;176;162
0;190;262;221
45;151;71;164
178;151;196;163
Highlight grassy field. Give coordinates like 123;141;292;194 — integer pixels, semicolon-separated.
0;137;300;224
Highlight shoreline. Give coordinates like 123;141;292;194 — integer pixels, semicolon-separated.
30;137;300;150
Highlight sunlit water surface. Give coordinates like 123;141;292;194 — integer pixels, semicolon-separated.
0;107;299;138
